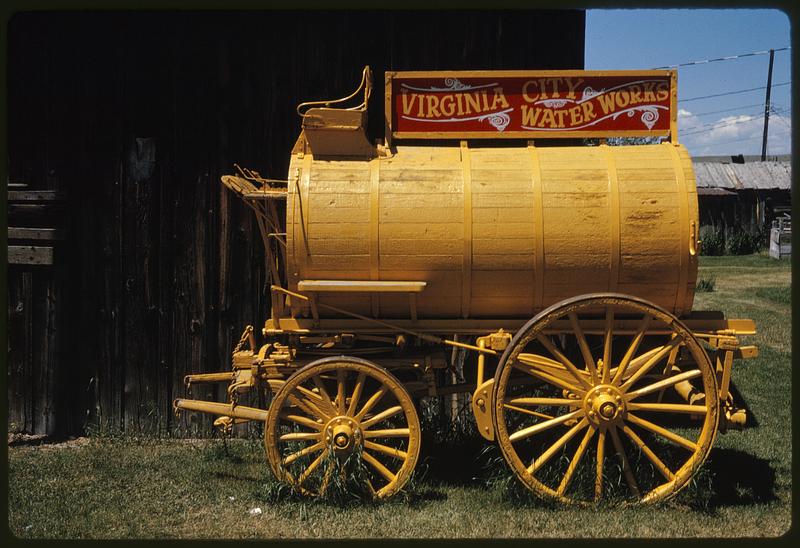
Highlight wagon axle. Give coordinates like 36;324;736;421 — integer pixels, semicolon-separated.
584;385;625;425
326;417;361;455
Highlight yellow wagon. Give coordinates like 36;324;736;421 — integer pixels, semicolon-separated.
174;67;757;504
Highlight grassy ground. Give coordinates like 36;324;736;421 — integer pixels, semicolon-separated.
7;254;792;539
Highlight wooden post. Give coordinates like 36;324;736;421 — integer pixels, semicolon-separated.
761;49;775;161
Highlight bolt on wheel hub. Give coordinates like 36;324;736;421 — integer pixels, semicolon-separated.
334;433;349;448
325;416;361;455
583;385;625;426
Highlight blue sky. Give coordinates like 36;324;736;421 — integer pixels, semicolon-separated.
585;9;791;156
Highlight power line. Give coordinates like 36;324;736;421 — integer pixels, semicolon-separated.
679;81;790;103
771;104;792;115
701;135;764;147
683;116;762;137
682;114;764;137
681;104;792;133
684;102;767;118
771;114;792;131
769;106;793;130
683;107;790;148
681;107;764;132
652;47;790;69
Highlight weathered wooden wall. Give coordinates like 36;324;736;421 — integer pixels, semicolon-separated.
7;10;585;436
699;189;791;234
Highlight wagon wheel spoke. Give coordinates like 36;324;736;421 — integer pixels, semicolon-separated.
318;464;334;494
293;386;336;419
503;403;555;421
656;346;683;403
513;359;587;395
279;413;323;430
361;405;404;430
621;424;675;481
609;424;640;497
625;369;701;401
611;314;651;385
607;345;661;384
618;336;684;392
625;413;698;452
336;369;346;414
520;346;592;380
627;402;708;415
365;477;376;497
311;374;336;413
363;428;410;439
354;386;387;421
364;440;408;460
595;427;606;502
362;451;397;484
568;311;598;384
297;451;326;486
279;431;322;442
527;418;589;475
286;393;330;423
557;424;596;496
509;409;583;443
535;334;593;389
518;352;564;370
505;397;582;408
347;372;366;416
601;307;614;383
494;294;719;505
282;441;325;466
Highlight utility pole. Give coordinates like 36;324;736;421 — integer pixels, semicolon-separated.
761;48;775;161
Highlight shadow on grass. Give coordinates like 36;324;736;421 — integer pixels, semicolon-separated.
417;429;489;487
412;432;778;512
234;433;777;512
8;434;77;447
704;447;777;508
728;382;759;428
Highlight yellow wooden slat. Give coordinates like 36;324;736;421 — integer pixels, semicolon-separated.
297;280;427;293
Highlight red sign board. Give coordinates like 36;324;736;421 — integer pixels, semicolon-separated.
385;70;677;141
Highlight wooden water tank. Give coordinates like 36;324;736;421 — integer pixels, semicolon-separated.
286;142;699;320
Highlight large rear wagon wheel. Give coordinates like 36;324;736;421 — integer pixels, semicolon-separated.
265;356;421;500
494;293;719;505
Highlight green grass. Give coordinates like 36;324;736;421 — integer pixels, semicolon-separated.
695;276;716;292
8;254;792;538
754;286;791;306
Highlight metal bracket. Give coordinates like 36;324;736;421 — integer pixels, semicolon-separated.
472;379;495;441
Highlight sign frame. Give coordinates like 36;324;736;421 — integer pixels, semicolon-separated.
384;69;678;143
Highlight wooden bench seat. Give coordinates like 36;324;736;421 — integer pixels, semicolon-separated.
297;280;427;321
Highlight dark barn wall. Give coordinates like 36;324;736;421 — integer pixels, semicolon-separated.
7;10;585;436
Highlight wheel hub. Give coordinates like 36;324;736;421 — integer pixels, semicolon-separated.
325;416;361;455
583;385;625;425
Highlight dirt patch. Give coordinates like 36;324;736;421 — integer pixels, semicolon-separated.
8;434;91;450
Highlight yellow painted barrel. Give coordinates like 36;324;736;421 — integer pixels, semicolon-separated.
286;142;699;320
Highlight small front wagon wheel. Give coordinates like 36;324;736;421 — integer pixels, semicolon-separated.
265;356;421;499
493;293;719;505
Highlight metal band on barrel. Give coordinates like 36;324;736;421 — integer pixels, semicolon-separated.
369;157;381;318
603;144;621;293
529;143;545;309
668;143;690;315
461;141;473;319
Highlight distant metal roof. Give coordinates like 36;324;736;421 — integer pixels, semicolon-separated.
693;154;791;163
691;158;791;190
697;187;737;196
